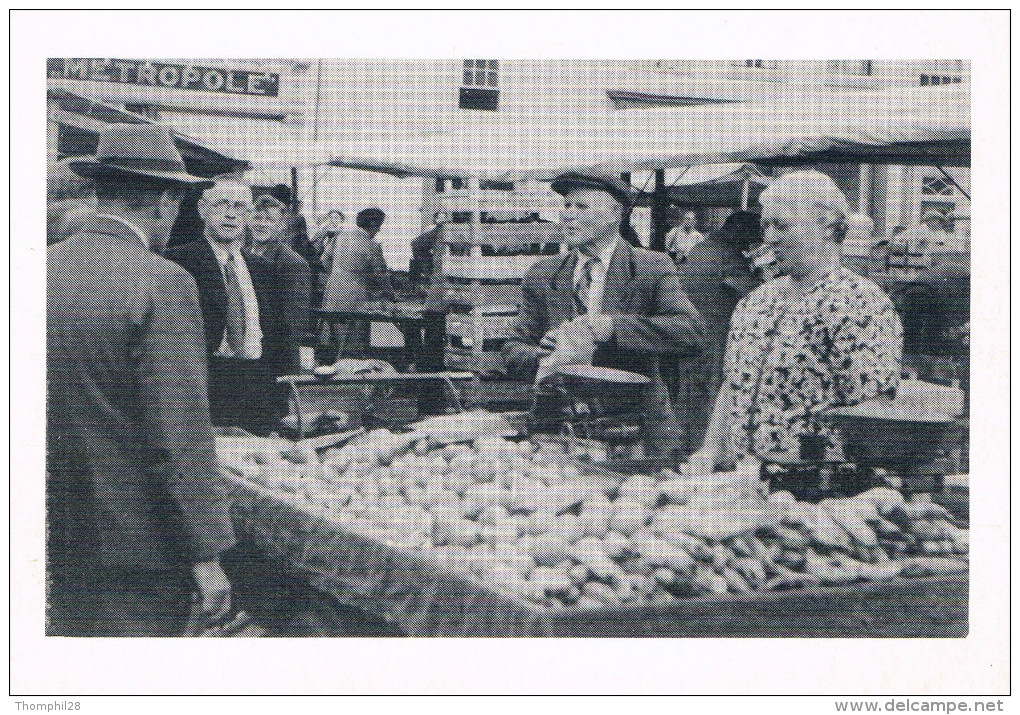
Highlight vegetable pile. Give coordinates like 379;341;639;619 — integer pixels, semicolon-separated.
221;431;968;610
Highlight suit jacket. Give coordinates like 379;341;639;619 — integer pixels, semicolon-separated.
320;228;393;310
504;241;706;452
47;217;236;575
250;241;311;378
505;240;705;379
165;237;277;359
678;236;760;389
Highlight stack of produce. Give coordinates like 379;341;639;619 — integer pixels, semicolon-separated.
221;431;968;610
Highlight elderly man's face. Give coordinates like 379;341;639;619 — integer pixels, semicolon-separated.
682;211;697;230
198;182;251;243
559;188;622;248
249;199;286;244
760;194;830;278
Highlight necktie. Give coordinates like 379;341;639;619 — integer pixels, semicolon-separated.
224;253;247;356
573;254;597;316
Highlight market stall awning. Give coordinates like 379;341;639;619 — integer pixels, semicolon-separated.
48;88;249;177
238;85;968;181
631;163;769;208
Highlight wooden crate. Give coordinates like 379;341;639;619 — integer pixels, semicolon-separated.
441;223;563;282
445;309;519;373
442;276;522;311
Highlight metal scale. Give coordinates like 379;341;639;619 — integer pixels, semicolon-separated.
527;364;652;461
277;370;476;441
767;380;967;506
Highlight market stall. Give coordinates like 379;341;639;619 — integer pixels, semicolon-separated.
198;84;970;637
216;422;968;638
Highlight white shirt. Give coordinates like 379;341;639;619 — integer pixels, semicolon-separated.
94;213;148;248
206;237;263;360
573;238;620;315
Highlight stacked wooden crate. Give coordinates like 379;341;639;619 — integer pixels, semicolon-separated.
441;221;563;373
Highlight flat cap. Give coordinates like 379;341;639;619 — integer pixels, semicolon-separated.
550;172;635;207
252;183;292;207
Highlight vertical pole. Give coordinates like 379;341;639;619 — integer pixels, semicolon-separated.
290;166;299;205
857;164;870;214
311;166;318;222
741;177;750;211
311;58;323;219
650;169;668;252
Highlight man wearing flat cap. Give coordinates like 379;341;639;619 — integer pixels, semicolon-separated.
47;124;235;636
248;184;312;389
503;172;706;455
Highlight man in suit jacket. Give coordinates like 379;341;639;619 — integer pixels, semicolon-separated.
47;124;235;636
248;185;312;387
319;208;394;361
504;173;705;455
165;177;278;435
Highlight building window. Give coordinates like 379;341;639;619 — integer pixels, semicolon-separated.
921;74;962;86
460;60;499;110
826;60;873;76
920;201;956;231
463;60;498;88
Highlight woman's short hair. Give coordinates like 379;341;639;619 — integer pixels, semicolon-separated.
759;169;851;242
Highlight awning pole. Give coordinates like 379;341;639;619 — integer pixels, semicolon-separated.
741;177;750;210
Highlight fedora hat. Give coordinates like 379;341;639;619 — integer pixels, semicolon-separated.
69;124;213;187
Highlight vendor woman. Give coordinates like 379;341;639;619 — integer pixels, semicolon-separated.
691;170;903;470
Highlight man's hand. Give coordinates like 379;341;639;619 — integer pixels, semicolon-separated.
539;326;561;352
584;314;614;343
193;559;231;623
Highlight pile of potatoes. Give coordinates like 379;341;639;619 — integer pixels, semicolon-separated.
228;431;969;610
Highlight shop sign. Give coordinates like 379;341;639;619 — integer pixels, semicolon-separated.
48;58;280;97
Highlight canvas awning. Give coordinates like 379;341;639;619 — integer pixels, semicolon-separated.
629;163;769;208
48;88;249;177
231;85;968;180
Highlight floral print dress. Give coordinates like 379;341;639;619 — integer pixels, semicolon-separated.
722;266;903;461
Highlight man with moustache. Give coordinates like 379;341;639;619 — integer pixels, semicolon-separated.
248;185;312;378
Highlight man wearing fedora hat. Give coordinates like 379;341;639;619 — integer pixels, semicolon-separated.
503;172;706;455
47;124;235;636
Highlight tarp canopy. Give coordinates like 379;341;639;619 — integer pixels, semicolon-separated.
632;162;769;208
48;88;249;178
224;84;969;180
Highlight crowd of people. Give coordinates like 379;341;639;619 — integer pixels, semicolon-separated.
47;123;929;637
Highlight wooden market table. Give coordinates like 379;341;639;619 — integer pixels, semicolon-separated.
220;471;968;639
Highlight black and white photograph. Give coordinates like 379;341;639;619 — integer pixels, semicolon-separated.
12;8;1008;700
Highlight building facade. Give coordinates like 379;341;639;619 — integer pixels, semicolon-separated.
47;58;970;266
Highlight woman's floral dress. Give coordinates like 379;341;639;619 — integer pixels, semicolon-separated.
722;266;903;461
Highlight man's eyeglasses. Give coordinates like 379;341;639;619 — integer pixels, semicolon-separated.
207;199;253;213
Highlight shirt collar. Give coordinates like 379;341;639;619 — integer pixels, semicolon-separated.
93;213;148;247
577;237;620;268
206;234;244;264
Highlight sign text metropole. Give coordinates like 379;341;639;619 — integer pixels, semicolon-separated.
48;59;280;98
